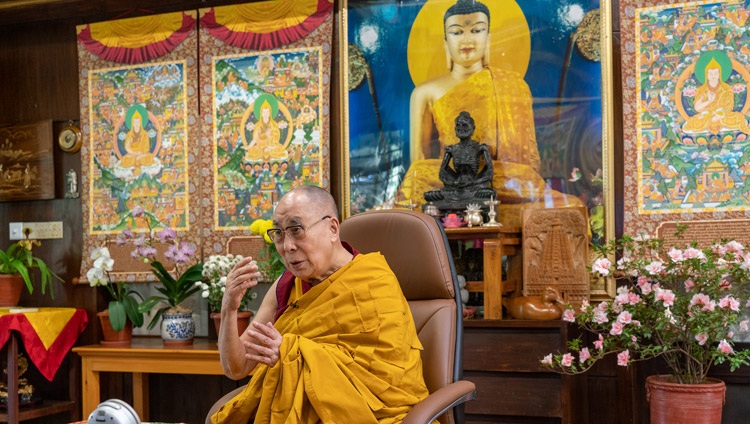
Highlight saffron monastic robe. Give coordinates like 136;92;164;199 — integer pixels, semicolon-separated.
211;252;429;424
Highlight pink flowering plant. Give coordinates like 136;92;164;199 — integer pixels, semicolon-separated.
119;206;204;329
542;226;750;384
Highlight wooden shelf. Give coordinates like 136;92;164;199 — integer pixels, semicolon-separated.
0;400;77;422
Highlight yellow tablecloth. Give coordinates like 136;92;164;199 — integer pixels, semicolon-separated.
0;307;88;381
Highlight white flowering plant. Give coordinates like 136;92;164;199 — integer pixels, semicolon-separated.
542;226;750;384
198;253;255;313
86;246;145;331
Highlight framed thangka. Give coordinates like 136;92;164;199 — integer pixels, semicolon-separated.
198;1;333;257
622;0;750;246
77;11;201;282
341;0;615;298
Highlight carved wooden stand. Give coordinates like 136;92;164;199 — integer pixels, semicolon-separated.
444;226;521;319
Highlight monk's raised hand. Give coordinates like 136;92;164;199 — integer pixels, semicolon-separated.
244;321;282;366
222;256;261;311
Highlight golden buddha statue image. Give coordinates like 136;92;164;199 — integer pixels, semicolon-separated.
400;0;581;227
117;104;159;178
243;93;289;164
682;50;750;135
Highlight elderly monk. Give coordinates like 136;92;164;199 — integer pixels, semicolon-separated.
211;185;429;424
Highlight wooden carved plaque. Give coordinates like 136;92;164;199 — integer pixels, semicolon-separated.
522;207;589;308
0;120;54;202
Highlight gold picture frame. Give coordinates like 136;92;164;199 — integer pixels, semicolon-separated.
339;0;615;299
620;0;750;251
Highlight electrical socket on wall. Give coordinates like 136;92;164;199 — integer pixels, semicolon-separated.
8;221;64;240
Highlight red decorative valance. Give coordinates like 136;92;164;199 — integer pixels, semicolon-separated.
200;0;333;50
77;11;197;64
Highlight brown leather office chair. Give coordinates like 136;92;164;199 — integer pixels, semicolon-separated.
340;209;476;424
206;209;476;424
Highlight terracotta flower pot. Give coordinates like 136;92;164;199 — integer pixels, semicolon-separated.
210;311;254;338
97;310;133;347
646;375;725;424
0;274;25;307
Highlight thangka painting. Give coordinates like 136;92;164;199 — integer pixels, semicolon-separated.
199;1;333;257
0;121;54;202
77;11;201;282
342;0;614;248
622;0;750;244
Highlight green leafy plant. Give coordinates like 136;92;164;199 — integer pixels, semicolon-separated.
543;227;750;384
199;253;255;313
249;219;286;283
117;206;204;329
0;239;62;296
86;246;144;331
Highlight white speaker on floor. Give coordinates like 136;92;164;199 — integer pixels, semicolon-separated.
87;399;141;424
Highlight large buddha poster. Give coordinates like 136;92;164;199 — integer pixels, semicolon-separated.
344;0;612;247
622;0;750;245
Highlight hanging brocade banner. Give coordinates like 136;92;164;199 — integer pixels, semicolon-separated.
198;0;333;258
77;11;201;283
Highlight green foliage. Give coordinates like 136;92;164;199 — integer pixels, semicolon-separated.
107;285;145;331
139;261;204;330
257;243;285;283
86;246;144;331
0;239;62;297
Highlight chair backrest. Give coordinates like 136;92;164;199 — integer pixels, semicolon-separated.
340;209;464;424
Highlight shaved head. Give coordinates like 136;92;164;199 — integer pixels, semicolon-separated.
287;185;339;219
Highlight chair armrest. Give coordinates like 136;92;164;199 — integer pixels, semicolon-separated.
205;385;246;424
403;380;477;424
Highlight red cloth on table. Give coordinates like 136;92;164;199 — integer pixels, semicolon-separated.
0;308;88;381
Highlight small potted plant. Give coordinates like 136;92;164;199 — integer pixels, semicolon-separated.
199;253;256;336
0;238;63;306
118;206;204;345
86;246;144;346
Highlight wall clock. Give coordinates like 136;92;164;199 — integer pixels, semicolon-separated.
58;122;82;153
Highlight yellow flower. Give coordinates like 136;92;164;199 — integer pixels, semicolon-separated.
17;239;40;251
250;219;275;244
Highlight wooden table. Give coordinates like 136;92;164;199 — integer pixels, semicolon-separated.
444;226;522;319
73;337;224;421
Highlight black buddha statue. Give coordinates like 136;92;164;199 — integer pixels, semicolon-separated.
424;111;496;214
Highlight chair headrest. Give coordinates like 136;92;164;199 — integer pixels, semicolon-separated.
340;210;455;301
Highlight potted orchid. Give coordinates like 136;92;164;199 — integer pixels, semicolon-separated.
119;206;203;344
249;219;285;283
86;246;144;344
542;225;750;422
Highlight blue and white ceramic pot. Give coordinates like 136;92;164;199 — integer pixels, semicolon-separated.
161;309;195;346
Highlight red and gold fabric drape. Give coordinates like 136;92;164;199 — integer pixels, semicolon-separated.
77;12;196;64
200;0;333;50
